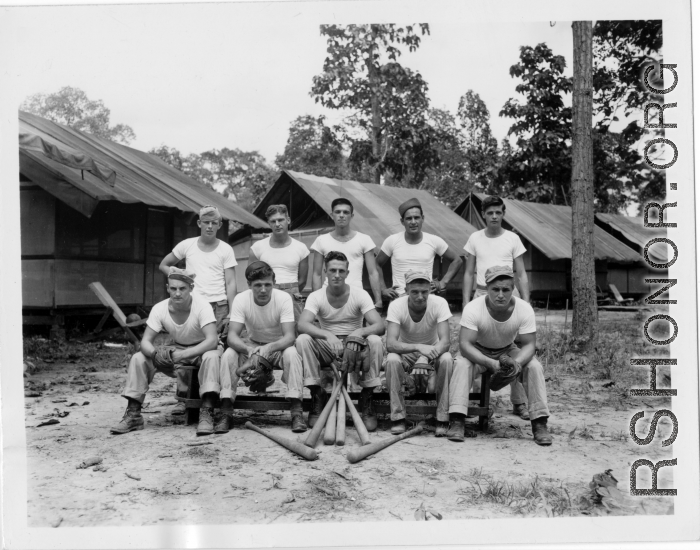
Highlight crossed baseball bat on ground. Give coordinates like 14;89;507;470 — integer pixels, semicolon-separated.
246;357;424;463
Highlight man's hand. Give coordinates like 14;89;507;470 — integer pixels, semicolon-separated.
252;343;275;359
373;300;383;311
326;334;344;357
381;287;399;300
485;358;500;375
341;335;369;374
430;280;446;295
171;349;186;364
415;344;440;361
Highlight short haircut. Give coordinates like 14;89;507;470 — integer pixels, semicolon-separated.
331;197;354;214
245;261;275;283
402;205;424;219
324;250;349;267
481;195;506;213
265;204;289;220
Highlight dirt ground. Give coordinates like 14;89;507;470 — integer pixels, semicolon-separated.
23;309;676;527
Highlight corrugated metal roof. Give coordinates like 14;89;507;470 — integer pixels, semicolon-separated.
595;212;668;263
18;111;267;228
254;170;478;252
457;193;641;263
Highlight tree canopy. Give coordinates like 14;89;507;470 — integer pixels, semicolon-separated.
21;86;136;145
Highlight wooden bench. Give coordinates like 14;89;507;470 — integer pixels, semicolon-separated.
178;370;493;431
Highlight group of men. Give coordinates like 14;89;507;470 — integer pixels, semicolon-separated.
110;195;552;446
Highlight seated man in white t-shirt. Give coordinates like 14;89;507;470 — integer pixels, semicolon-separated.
159;205;238;416
310;198;383;310
462;195;530;420
459;265;552;446
385;271;471;440
376;197;463;299
296;251;385;431
111;268;225;437
220;261;304;433
249;204;309;320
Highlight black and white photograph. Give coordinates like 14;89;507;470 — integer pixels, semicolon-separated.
0;0;698;548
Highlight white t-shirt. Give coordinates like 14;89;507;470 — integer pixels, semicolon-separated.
386;295;452;346
463;230;526;287
229;289;295;344
310;232;376;289
460;295;536;349
172;238;237;302
250;237;309;285
304;286;375;336
380;232;448;295
147;295;216;346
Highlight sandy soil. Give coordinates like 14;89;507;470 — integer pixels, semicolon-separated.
23;310;675;527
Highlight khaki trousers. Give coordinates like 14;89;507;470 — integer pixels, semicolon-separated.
220;344;304;400
122;347;223;404
385;351;470;422
295;334;383;389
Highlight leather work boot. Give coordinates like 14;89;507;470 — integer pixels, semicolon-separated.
390;419;406;435
446;416;466;442
291;411;307;433
513;403;530;420
531;417;553;446
435;421;449;437
110;408;144;434
196;407;215;436
359;390;377;432
308;389;326;428
214;411;231;434
170;401;187;416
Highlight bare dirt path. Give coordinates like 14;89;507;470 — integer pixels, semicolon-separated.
23;311;674;527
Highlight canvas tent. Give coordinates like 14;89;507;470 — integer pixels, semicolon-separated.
19;111;267;326
230;170;478;301
454;193;652;299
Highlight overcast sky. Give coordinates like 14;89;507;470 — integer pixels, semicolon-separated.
1;2;577;164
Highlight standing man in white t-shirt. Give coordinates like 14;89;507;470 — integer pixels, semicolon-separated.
376;197;463;300
110;268;226;437
159;205;238;416
385;271;471;441
249;204;309;320
220;261;304;433
459;266;552;446
310;198;383;310
462;195;530;420
296;251;385;432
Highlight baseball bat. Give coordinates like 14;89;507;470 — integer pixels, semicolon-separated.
245;421;318;461
330;361;371;446
304;380;342;448
335;391;346;446
324;397;337;445
346;423;425;464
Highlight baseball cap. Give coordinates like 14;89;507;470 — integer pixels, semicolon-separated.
405;270;432;285
484;265;514;284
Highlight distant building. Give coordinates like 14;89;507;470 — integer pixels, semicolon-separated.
19;111;267;328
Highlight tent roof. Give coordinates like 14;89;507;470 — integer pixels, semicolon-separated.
456;193;641;263
253;170;478;252
18;111;267;227
595;212;668;264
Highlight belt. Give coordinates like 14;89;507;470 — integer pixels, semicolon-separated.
475;342;514;354
275;282;299;290
476;284;487;290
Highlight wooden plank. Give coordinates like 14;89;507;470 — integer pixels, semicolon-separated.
88;282;129;326
21;260;54;307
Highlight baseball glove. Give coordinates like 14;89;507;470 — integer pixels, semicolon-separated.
239;354;275;394
152;345;178;369
341;335;369;374
489;354;522;391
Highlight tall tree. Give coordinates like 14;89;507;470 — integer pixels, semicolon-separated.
571;21;597;343
457;91;500;193
275;115;348;178
310;24;433;185
21;86;136;144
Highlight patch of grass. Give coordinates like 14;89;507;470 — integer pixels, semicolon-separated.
470;475;574;516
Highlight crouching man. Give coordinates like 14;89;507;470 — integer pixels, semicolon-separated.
111;267;225;436
296;251;385;432
221;261;304;432
385;271;471;440
459;266;552;446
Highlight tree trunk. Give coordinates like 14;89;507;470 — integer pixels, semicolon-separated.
368;25;382;185
570;21;597;342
